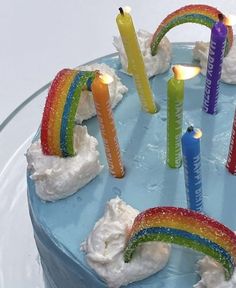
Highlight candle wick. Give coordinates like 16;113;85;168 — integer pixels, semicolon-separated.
187;126;194;132
172;66;178;79
119;7;124;15
94;70;100;76
218;13;224;22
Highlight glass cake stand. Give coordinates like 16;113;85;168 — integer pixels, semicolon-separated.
0;45;197;287
0;83;47;287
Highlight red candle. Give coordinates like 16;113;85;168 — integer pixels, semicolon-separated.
226;109;236;175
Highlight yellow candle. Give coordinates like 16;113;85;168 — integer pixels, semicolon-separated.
116;7;157;114
91;72;125;178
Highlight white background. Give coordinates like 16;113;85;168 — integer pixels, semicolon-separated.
1;0;236;124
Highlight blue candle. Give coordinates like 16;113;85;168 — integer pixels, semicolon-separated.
202;14;227;115
181;126;203;212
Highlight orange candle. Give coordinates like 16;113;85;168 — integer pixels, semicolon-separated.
91;73;125;178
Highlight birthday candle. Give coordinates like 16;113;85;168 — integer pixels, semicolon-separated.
116;7;157;114
91;73;125;178
226;109;236;175
181;126;203;212
167;65;200;168
167;68;184;168
202;14;227;115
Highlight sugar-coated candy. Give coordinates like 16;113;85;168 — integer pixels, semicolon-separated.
41;69;95;157
124;207;236;280
151;4;233;56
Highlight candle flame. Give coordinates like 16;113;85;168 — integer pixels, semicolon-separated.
194;128;202;139
223;14;236;26
123;6;131;13
173;65;201;80
99;73;113;85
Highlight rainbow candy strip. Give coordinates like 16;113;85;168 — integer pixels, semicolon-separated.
151;4;233;56
124;207;236;280
41;69;95;157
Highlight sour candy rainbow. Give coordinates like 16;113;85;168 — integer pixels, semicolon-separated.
124;207;236;280
41;69;95;157
151;4;233;56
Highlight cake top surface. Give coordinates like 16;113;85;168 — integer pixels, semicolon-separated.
28;43;236;287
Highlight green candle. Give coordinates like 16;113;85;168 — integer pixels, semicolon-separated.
167;65;201;168
167;68;184;168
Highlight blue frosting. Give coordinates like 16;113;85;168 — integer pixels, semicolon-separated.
27;43;236;287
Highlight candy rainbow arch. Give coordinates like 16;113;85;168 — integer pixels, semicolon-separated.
151;4;233;56
124;207;236;280
41;69;95;157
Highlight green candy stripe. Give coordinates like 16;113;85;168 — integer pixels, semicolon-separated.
65;71;95;157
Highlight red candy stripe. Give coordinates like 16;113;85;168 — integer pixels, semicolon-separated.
41;69;70;155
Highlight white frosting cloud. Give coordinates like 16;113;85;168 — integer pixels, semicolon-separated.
81;197;171;288
193;38;236;84
76;63;128;123
26;126;103;201
113;30;172;78
194;256;236;288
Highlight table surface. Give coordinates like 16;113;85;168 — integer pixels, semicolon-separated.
1;0;236;124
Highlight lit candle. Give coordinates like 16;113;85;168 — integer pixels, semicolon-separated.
167;67;184;168
202;14;227;115
181;126;203;212
226;109;236;175
91;72;125;178
116;7;157;114
167;65;200;168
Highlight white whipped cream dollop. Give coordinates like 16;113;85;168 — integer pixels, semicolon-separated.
194;256;236;288
76;63;128;123
113;30;172;78
193;38;236;84
26;126;102;201
81;197;170;288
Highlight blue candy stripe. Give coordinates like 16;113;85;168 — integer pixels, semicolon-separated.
86;76;93;92
130;227;233;263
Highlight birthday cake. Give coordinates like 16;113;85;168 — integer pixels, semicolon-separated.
26;4;236;288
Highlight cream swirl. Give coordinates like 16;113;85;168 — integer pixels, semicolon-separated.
194;256;236;288
193;38;236;84
81;197;171;288
75;63;128;123
113;30;172;78
26;126;103;201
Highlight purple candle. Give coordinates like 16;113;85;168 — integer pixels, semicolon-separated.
202;14;227;115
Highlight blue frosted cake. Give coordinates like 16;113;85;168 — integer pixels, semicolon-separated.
26;5;236;288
